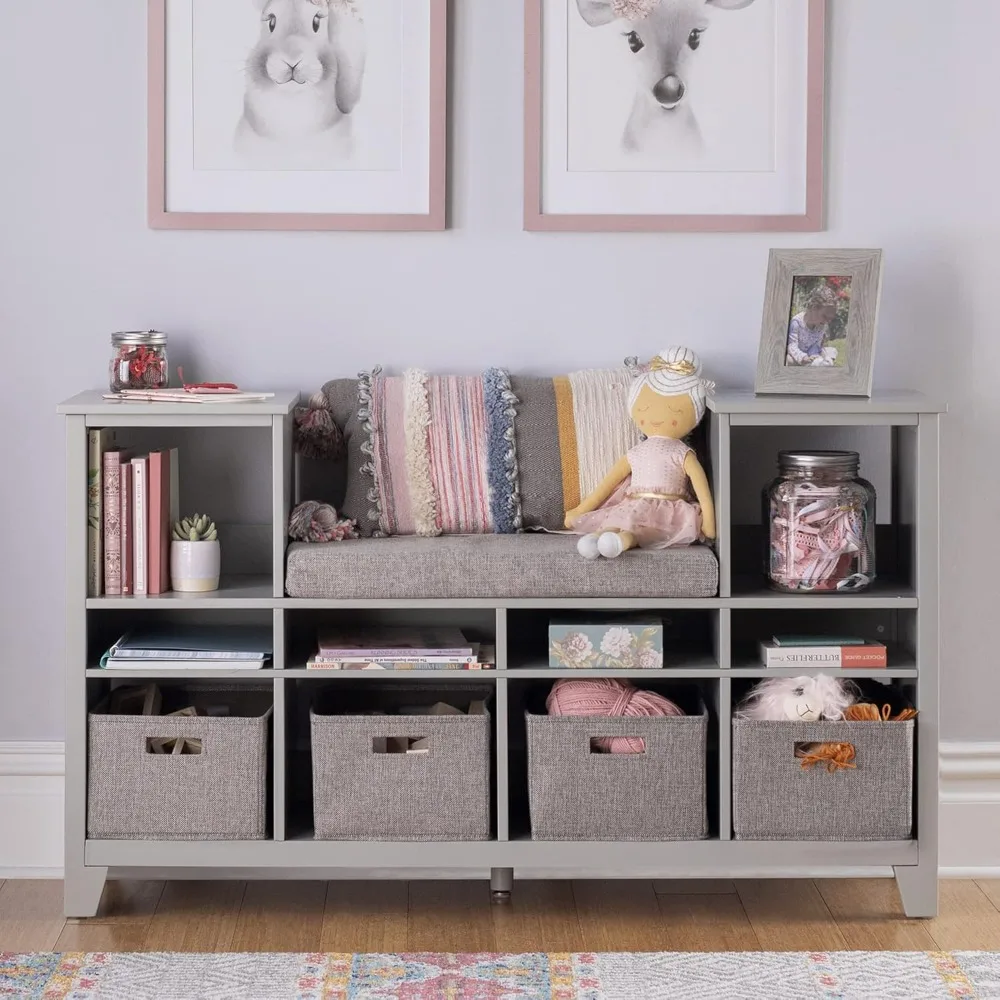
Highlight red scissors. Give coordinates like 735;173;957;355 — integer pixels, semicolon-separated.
177;367;241;394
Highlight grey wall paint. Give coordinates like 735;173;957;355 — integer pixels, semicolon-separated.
0;1;991;740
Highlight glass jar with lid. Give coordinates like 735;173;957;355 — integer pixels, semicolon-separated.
109;331;168;392
765;450;876;593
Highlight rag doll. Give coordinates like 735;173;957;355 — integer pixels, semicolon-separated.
565;346;717;560
736;675;858;722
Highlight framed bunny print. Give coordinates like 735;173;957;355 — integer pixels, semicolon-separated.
524;0;826;232
148;0;447;230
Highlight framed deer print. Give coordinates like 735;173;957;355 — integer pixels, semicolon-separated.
148;0;447;230
524;0;825;232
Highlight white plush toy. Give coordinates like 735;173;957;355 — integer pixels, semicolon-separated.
736;675;857;722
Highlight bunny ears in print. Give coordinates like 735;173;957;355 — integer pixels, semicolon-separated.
610;0;755;20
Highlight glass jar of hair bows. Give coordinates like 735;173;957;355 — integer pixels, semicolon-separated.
109;331;168;392
765;450;875;593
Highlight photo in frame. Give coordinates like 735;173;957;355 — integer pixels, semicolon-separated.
524;0;825;232
755;249;884;397
148;0;447;231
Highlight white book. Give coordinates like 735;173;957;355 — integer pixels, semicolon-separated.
104;390;275;404
102;659;266;671
760;641;887;668
132;456;148;596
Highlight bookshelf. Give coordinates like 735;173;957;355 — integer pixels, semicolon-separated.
59;388;944;919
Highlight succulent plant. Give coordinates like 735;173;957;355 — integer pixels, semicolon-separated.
172;514;218;543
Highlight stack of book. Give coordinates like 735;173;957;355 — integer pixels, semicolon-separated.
759;635;887;669
100;626;273;671
88;430;179;597
306;627;495;670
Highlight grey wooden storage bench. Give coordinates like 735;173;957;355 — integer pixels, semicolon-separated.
59;389;943;919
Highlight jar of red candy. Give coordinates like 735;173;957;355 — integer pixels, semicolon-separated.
765;450;876;593
109;331;168;392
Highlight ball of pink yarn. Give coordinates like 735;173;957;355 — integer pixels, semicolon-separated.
546;678;684;753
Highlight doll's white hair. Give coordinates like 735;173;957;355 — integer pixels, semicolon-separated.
626;346;713;423
736;675;858;722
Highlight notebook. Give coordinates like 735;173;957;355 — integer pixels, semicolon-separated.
104;625;273;661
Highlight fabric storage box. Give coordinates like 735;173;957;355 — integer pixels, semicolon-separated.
732;719;914;841
87;686;272;841
526;695;708;841
311;684;492;841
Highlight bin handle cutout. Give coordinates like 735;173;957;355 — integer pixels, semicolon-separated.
145;737;203;755
590;737;645;755
795;741;855;772
372;736;430;755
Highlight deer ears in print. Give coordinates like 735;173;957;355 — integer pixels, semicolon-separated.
576;0;755;27
574;0;621;27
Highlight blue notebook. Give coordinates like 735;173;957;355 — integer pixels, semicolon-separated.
103;625;273;662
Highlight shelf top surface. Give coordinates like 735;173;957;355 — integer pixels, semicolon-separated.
58;389;299;416
708;389;946;415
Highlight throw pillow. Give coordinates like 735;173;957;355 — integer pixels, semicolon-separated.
513;368;641;531
343;368;522;537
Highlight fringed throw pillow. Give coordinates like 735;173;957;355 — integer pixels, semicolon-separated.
512;368;640;531
344;367;522;537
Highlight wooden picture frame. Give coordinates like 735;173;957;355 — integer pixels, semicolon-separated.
755;249;884;397
148;0;447;231
524;0;826;233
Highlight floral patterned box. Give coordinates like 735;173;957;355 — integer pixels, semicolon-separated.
548;619;663;670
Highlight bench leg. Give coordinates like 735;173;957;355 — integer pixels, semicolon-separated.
490;867;513;904
894;863;938;918
64;864;108;919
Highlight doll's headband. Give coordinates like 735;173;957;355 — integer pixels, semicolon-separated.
625;356;700;379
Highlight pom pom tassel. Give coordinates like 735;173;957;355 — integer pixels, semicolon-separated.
294;392;345;461
288;501;358;543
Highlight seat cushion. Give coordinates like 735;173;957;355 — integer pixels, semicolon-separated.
285;534;719;600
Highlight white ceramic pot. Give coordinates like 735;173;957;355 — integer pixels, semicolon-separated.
170;540;221;593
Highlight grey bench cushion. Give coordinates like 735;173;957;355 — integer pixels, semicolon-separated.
286;534;718;600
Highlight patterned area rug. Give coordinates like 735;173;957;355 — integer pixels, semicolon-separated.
1;951;998;999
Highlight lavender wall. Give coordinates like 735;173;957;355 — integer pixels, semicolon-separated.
0;0;991;739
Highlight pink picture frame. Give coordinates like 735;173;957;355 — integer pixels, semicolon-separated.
524;0;826;233
148;0;448;231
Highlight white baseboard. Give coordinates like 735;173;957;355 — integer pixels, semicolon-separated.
0;742;64;877
2;741;998;878
938;741;1000;877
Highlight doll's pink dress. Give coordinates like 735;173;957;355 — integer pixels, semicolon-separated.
572;436;702;549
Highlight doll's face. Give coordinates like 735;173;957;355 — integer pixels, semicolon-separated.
630;385;698;439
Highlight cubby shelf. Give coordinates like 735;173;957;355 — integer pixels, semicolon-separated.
84;668;280;680
83;667;920;681
61;388;944;919
83;837;919;870
728;579;918;609
86;575;275;609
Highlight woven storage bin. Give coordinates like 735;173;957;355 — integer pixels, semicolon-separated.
311;684;492;841
526;701;708;842
88;686;272;841
732;719;914;841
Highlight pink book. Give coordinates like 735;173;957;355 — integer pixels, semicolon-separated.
148;451;171;595
132;456;149;597
102;452;123;595
120;463;133;597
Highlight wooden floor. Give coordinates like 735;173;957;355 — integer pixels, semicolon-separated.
1;878;999;954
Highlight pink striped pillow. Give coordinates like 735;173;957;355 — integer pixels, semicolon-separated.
359;368;521;536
